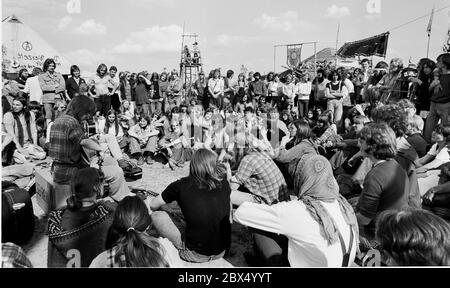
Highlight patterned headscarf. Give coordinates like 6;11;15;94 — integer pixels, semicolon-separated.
294;153;358;246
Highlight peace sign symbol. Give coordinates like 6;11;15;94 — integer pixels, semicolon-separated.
22;41;32;51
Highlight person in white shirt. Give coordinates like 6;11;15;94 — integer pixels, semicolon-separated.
416;124;450;195
295;73;312;118
92;64;112;116
234;153;358;267
23;67;43;104
282;74;296;104
338;67;355;133
208;69;225;109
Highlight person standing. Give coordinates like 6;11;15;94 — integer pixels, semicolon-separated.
149;72;162;115
223;70;236;108
108;66;121;112
295;73;312;118
424;53;450;143
65;65;86;100
134;73;151;116
167;70;183;109
311;68;330;111
91;64;111;116
208;69;225;109
38;58;66;125
377;58;403;104
193;71;208;110
248;72;267;108
325;70;348;126
23;67;43;105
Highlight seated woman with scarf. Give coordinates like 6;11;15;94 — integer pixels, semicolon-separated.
234;153;359;267
273;119;318;190
2;97;45;163
47;168;117;267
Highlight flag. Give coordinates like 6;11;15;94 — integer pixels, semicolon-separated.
427;7;434;37
444;24;450;53
286;45;302;68
337;32;390;58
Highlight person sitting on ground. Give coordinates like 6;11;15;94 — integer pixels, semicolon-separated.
158;120;191;170
405;114;427;158
313;110;342;152
228;132;288;207
422;162;450;220
355;123;409;241
49;86;131;208
119;100;134;121
127;115;159;165
90;196;182;267
235;154;359;267
47;168;117;267
416;124;450;195
150;149;231;263
375;209;450;266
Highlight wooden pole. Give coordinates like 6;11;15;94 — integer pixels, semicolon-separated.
273;46;276;72
335;22;340;67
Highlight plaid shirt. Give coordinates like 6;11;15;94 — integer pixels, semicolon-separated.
48;114;87;184
1;243;33;268
233;151;288;204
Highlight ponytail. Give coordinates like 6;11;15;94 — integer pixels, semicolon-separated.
115;230;169;267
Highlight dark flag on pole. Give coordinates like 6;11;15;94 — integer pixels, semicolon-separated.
427;7;434;37
287;44;302;68
337;32;390;58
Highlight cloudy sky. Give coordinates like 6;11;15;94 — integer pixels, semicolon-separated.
2;0;450;74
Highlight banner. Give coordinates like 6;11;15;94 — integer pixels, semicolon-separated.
427;7;434;37
337;32;390;58
286;45;302;68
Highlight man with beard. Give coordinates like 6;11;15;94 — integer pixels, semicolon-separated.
311;68;330;111
38;58;66;125
15;68;29;91
48;83;131;209
377;58;404;104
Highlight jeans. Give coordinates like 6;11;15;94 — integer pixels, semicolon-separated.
327;99;343;124
44;103;54;120
149;100;162;115
129;136;158;156
424;101;450;143
297;100;309;118
94;95;111;116
151;210;226;263
98;134;123;160
136;103;150;116
111;93;121;112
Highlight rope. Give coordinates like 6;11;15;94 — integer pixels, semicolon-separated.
387;4;450;32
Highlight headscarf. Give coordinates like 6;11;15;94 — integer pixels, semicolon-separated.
294;153;358;246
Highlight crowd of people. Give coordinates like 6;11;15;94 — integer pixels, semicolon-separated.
2;53;450;267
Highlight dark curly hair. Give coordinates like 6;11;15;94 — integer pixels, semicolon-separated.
371;104;408;138
359;122;397;160
376;209;450;266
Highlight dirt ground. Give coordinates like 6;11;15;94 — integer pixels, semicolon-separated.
23;161;252;267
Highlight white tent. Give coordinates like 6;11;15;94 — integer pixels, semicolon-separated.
2;15;72;74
